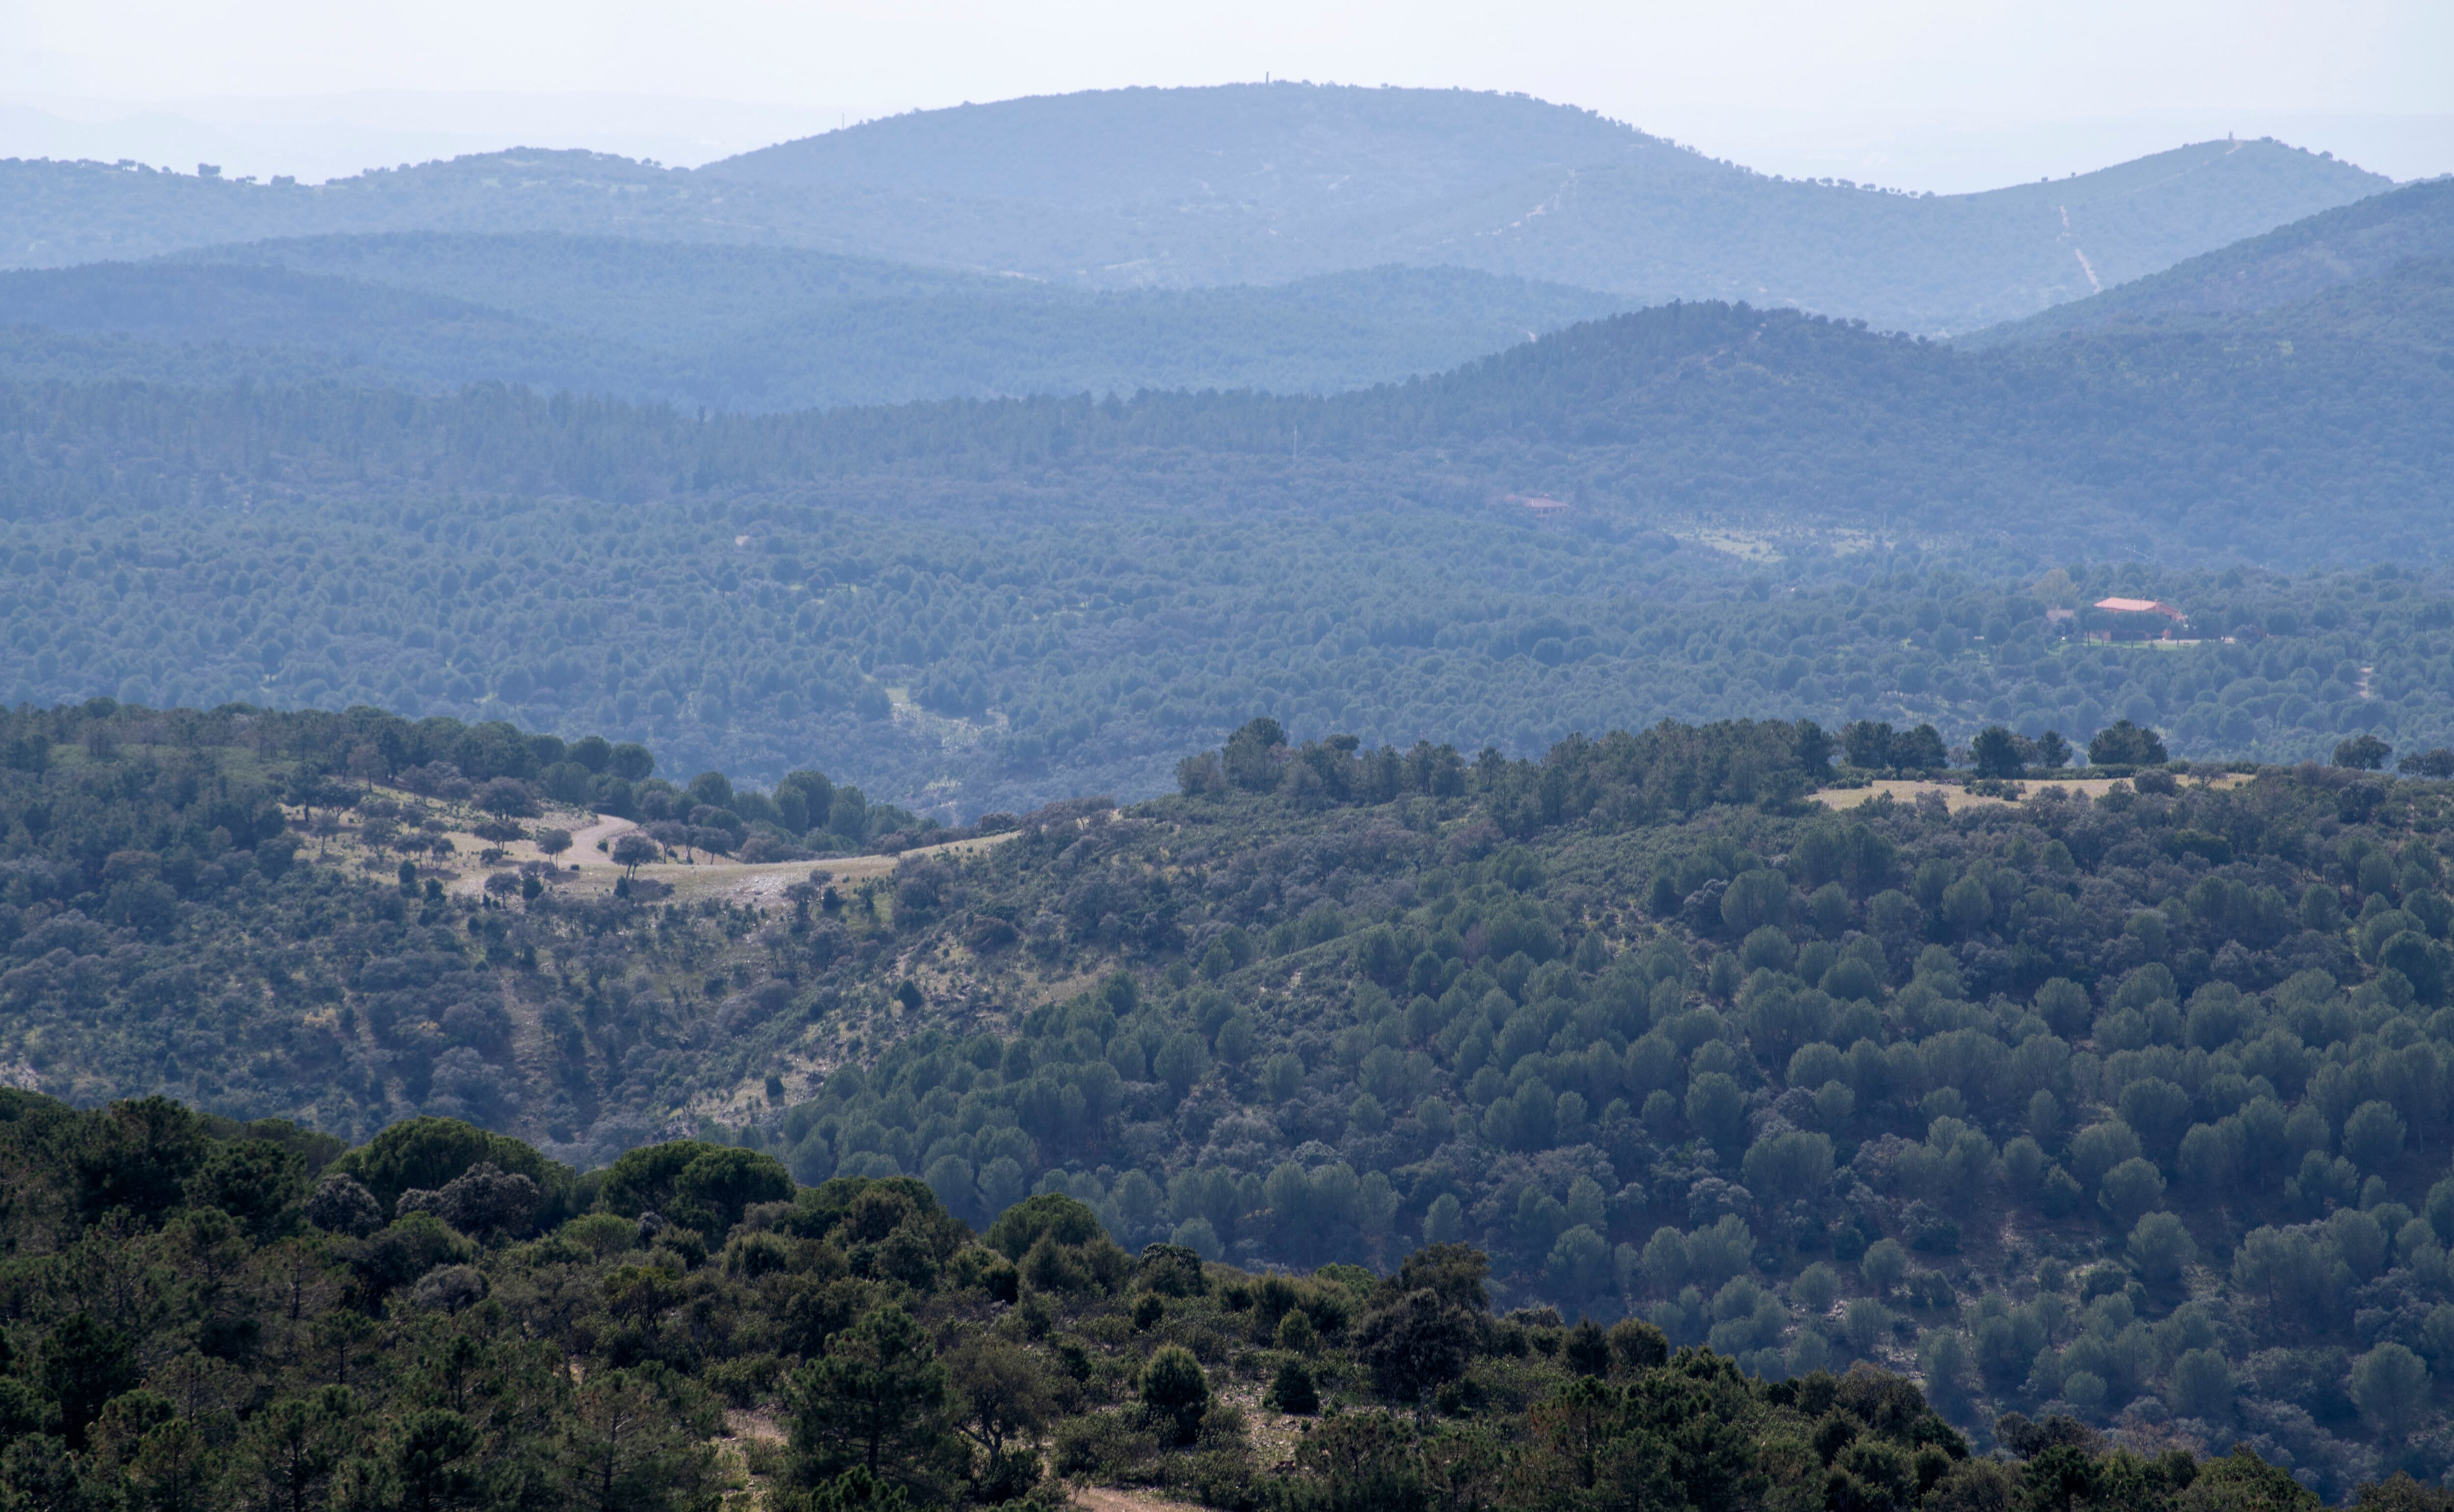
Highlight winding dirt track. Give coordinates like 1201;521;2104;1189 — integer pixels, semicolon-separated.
1814;772;2247;814
561;813;638;867
374;793;1016;910
551;820;1018;910
1073;1488;1213;1512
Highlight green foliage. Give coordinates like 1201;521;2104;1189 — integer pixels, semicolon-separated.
2088;719;2170;768
337;1114;569;1212
23;690;2454;1484
2350;1343;2432;1442
1265;1357;1320;1415
983;1195;1103;1262
0;251;1631;416
71;1095;208;1222
1741;1130;1834;1205
0;1090;2429;1512
187;1136;308;1241
4;245;2454;814
2126;1212;2198;1285
1136;1345;1208;1445
790;1304;950;1480
1974;178;2454;347
0;698;953;1147
599;1140;792;1235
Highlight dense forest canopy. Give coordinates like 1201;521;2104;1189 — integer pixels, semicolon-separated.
0;698;949;1153
7;489;2454;812
2;263;2444;547
0;251;1632;413
8;78;2454;1512
16;699;2454;1490
1;243;2451;811
0;1088;2397;1512
0;181;2440;817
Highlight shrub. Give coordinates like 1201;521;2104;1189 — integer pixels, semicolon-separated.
2349;1343;2430;1441
2343;1101;2408;1173
2128;1213;2197;1285
2170;1349;2234;1420
2098;1159;2167;1224
1264;1358;1319;1415
1860;1238;1907;1295
1140;1346;1209;1444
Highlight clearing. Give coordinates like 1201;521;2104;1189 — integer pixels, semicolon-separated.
293;785;1016;911
1814;772;2248;813
568;823;1019;909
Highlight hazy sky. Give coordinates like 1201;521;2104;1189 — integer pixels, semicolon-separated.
3;0;2449;186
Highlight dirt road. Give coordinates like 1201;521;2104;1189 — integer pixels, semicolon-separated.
566;826;1019;909
1814;772;2246;813
355;791;1017;910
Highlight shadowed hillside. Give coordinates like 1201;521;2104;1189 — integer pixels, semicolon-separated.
0;242;1628;409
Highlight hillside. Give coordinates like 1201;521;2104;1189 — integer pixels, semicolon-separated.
17;697;2454;1486
1967;178;2454;347
0;1096;2341;1512
1;267;2452;809
0;85;2394;335
5;285;2449;552
15;77;2454;1512
703;87;2394;333
14;480;2454;816
0;260;662;396
0;241;1627;409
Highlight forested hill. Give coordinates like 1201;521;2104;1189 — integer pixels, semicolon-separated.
23;697;2454;1487
705;83;1667;203
0;1096;2364;1512
1967;178;2454;347
2;263;2451;809
3;274;2446;562
0;84;2391;334
0;247;1628;411
0;260;656;397
708;86;2393;333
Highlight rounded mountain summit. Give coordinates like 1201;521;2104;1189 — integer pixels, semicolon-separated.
699;82;2392;332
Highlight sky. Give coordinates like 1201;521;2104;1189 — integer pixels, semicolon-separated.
1;0;2448;187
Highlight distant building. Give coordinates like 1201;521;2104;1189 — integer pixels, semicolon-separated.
1515;495;1570;517
2090;596;2188;641
2095;596;2184;620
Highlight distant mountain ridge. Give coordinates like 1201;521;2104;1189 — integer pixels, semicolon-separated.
1965;176;2454;346
4;248;2445;566
0;240;1629;410
707;84;1665;215
0;234;2447;806
701;87;2393;331
0;84;2394;335
0;259;656;395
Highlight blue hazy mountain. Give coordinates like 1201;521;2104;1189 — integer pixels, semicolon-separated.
0;84;2392;335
